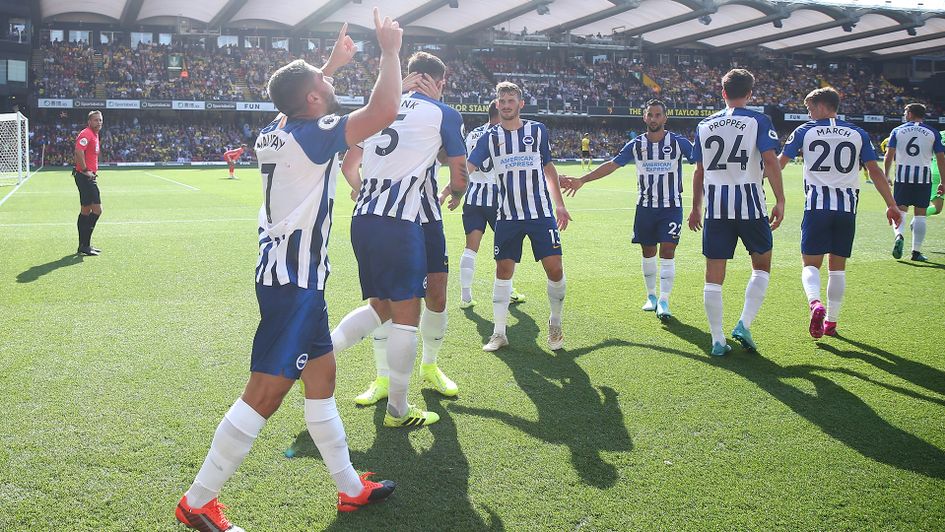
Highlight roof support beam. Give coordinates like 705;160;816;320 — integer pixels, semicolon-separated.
120;0;145;28
778;19;924;54
452;0;554;38
400;0;453;26
291;0;351;36
715;12;859;52
652;7;794;49
612;0;719;38
545;0;642;34
844;30;945;57
876;41;945;59
209;0;250;28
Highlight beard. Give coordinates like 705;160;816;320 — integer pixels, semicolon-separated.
647;123;662;132
325;94;342;116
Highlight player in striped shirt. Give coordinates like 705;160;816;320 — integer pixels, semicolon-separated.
688;69;786;356
338;68;463;407
454;101;525;309
779;88;900;338
330;51;468;428
563;98;693;320
176;14;403;530
468;81;572;352
884;103;945;261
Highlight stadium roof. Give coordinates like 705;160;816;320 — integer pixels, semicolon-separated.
38;0;945;58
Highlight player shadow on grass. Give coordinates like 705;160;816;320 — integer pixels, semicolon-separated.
652;319;945;479
817;336;945;398
456;305;633;489
896;259;945;270
16;254;83;283
288;390;503;531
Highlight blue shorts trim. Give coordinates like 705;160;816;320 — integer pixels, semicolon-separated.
632;206;683;245
702;217;773;259
351;215;426;301
894;182;932;208
494;217;561;263
462;203;498;235
423;220;449;274
250;283;333;380
801;209;856;258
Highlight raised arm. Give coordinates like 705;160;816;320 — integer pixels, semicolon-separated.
320;23;355;78
344;8;403;147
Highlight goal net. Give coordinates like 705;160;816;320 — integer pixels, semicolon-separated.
0;112;29;187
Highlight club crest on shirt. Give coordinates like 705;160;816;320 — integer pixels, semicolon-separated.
522;136;535;146
318;114;340;130
662;145;673;154
768;129;779;140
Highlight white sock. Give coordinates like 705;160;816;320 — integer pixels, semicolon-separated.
913;215;927;253
330;305;382;354
802;265;821;304
372;321;391;378
304;396;363;497
547;275;566;327
703;283;725;346
185;399;266;508
641;256;657;297
460;248;476;302
492;278;512;336
420;308;447;365
739;270;770;328
658;259;675;302
826;270;846;322
895;211;906;237
386;323;418;418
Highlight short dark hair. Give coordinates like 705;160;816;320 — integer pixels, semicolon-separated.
488;100;498;119
905;102;927;118
496;81;522;99
804;87;841;112
721;68;754;100
267;59;319;117
407;51;446;81
644;98;667;114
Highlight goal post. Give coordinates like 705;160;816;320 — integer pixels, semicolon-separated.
0;112;30;187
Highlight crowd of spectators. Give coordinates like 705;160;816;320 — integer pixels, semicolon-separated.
34;40;926;116
31;118;256;167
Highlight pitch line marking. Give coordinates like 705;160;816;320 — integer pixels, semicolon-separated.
0;173;33;209
144;172;200;191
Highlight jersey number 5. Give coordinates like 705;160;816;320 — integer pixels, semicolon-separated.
375;114;407;157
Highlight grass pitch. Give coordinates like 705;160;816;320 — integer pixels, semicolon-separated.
1;163;943;531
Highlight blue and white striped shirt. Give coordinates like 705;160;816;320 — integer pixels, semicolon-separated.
468;120;555;221
464;123;500;207
417;161;442;224
782;118;877;213
693;107;780;220
253;113;348;290
888;121;944;184
612;131;694;208
354;92;465;222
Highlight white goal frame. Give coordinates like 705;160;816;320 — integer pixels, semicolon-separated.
0;112;30;187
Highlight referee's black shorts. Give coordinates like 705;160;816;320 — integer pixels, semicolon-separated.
581;150;591;158
73;169;101;206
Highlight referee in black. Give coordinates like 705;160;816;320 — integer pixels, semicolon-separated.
73;110;103;256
